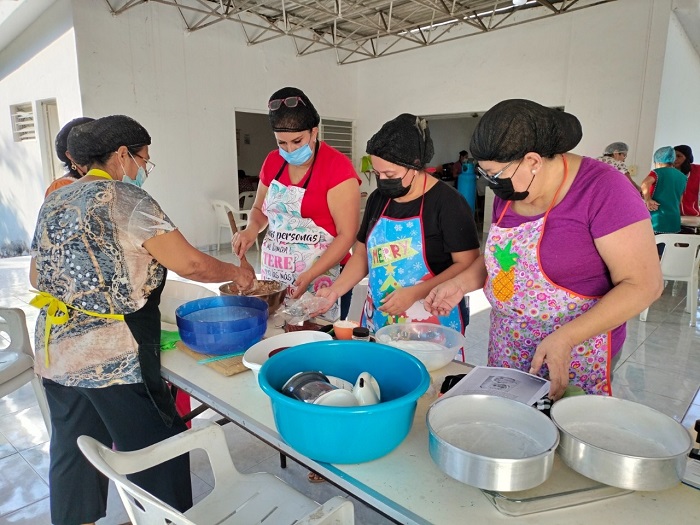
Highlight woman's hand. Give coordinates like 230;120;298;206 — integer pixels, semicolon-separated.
291;271;314;299
232;229;258;259
233;266;256;293
379;287;418;316
312;287;340;316
424;279;465;316
645;198;659;212
529;331;573;401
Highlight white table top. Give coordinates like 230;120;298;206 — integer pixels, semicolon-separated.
161;338;700;524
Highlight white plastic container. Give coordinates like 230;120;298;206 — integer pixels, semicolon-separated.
242;331;333;380
375;322;466;371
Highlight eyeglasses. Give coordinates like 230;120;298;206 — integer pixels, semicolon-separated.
476;160;518;184
370;168;410;180
132;152;156;175
268;97;307;111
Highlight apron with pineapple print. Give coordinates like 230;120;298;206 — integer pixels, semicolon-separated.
483;156;611;395
362;176;465;333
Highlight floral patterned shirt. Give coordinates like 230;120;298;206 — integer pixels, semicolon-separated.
30;180;175;387
595;155;628;174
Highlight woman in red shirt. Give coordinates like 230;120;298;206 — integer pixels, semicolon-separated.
232;87;361;320
675;145;700;216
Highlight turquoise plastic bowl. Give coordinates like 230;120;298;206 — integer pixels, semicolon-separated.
258;340;430;464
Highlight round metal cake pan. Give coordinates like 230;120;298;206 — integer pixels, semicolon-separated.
550;396;692;491
427;395;559;492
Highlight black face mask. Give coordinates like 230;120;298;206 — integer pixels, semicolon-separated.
376;170;414;199
488;168;536;201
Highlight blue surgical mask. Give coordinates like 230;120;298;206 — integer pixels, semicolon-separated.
280;142;313;166
123;166;147;188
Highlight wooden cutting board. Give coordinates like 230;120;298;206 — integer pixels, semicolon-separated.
175;341;249;376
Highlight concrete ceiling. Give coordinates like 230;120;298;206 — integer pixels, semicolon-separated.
104;0;622;64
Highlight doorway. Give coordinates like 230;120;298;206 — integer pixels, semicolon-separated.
38;99;62;184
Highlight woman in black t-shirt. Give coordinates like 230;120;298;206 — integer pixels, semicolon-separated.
316;114;480;333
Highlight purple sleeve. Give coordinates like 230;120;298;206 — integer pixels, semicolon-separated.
583;159;649;239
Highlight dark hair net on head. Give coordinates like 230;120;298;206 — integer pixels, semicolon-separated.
55;117;94;165
470;99;582;162
366;113;434;170
674;145;693;175
67;115;151;165
268;87;320;132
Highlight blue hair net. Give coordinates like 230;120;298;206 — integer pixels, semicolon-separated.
653;146;676;165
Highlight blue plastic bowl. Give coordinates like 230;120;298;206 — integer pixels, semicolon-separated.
175;296;268;355
258;340;430;463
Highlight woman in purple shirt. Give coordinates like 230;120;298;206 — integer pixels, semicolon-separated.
425;99;662;400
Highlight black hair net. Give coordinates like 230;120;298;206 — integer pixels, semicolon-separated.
470;99;582;162
366;113;434;170
67;115;151;165
674;145;693;175
268;87;320;132
55;117;94;165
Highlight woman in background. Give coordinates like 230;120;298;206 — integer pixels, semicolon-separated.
45;116;94;197
641;146;687;238
675;145;700;216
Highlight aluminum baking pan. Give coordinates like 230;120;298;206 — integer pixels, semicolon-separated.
427;395;559;492
550;396;692;491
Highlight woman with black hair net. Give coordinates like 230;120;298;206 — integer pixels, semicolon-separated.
232;87;361;320
426;99;662;400
44;116;94;197
674;145;700;216
315;114;480;333
30;115;254;524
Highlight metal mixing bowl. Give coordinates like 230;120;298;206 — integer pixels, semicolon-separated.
219;280;287;314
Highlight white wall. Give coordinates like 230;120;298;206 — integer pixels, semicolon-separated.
71;0;359;250
655;11;700;158
0;0;81;250
355;0;671;189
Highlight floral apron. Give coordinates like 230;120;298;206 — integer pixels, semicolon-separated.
261;154;340;321
484;157;611;395
362;177;465;333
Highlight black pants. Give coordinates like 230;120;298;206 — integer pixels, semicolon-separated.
43;379;192;525
339;264;353;320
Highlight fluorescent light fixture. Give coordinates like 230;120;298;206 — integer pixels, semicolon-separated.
513;0;527;5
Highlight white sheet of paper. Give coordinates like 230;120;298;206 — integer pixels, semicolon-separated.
440;366;550;406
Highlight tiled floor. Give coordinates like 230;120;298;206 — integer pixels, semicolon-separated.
1;250;699;524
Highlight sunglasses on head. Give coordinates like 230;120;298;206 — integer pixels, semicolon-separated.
268;97;307;111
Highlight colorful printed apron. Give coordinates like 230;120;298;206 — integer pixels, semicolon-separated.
484;157;611;395
261;155;340;321
362;177;464;334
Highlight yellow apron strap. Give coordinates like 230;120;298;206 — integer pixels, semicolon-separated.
29;291;125;367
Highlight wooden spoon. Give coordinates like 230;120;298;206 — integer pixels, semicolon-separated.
227;209;257;290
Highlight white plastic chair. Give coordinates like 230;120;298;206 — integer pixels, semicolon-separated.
77;423;354;525
238;190;256;212
160;280;216;331
0;307;51;435
640;234;700;326
211;199;258;252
